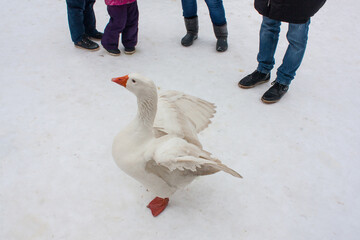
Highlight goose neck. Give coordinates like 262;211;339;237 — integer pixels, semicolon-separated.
136;95;157;127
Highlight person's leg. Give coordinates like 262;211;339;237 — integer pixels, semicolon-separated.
101;5;128;51
261;20;310;103
181;0;197;18
66;0;86;43
181;0;198;46
275;20;310;85
122;1;139;49
205;0;227;51
84;0;99;36
204;0;226;26
257;16;281;74
238;16;279;88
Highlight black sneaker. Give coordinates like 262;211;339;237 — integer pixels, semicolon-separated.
124;47;136;55
86;31;103;41
181;17;198;47
105;48;121;56
238;70;270;89
74;36;99;51
261;81;289;104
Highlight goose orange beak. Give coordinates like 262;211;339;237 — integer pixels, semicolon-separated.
112;75;129;87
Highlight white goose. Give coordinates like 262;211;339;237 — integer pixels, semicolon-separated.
111;73;242;217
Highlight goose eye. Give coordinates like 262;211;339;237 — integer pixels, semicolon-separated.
132;79;136;83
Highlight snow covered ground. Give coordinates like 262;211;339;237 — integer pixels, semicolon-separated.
1;0;359;239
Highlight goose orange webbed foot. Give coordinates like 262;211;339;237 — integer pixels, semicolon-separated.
147;197;169;217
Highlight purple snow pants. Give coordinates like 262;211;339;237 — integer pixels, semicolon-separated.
101;2;139;50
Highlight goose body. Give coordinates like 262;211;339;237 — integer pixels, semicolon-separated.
112;73;241;216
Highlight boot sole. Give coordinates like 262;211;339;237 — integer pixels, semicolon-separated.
261;98;279;104
75;45;100;51
238;79;269;89
124;50;136;55
107;52;121;56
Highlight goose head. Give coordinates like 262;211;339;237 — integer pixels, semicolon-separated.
112;73;158;125
112;73;157;100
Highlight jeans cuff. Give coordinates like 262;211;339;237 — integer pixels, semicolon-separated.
275;78;290;86
256;66;270;75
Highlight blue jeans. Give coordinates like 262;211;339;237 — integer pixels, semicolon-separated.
257;16;310;86
181;0;226;26
66;0;97;43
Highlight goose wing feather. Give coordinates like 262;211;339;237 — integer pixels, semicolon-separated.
154;90;216;147
145;137;242;184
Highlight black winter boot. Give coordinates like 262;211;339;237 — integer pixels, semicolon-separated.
238;70;270;88
213;24;228;52
181;17;198;47
261;81;289;104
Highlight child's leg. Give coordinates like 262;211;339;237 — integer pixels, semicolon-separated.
122;2;139;48
101;5;128;50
